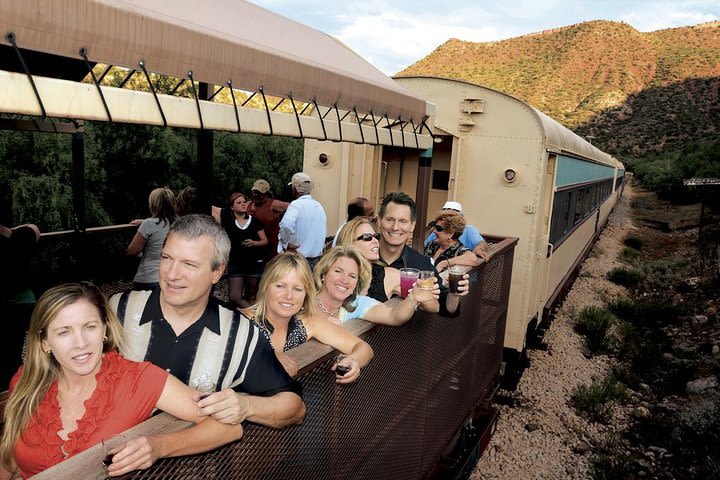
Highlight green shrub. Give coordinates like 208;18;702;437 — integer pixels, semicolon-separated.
590;453;635;480
619;246;639;262
571;375;629;423
623;235;644;250
608;298;681;325
607;267;644;288
574;306;616;353
671;391;720;479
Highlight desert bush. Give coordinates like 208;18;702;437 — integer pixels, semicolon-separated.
590;452;635;480
571;375;628;424
608;298;681;325
607;267;644;288
623;235;644;250
671;391;720;479
641;258;691;291
619;246;639;262
574;306;616;353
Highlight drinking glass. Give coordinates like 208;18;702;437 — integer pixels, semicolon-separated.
417;270;435;290
102;434;126;469
195;381;216;399
333;354;354;377
448;266;464;294
399;268;420;298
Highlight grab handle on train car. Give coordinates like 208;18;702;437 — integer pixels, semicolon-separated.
546;243;554;258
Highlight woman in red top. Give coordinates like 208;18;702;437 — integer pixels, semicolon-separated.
0;283;243;479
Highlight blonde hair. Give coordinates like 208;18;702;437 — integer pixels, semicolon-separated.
148;187;176;225
335;217;374;250
313;246;371;312
243;252;318;329
0;283;124;470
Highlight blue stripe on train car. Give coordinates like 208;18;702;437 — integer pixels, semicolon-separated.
556;155;616;188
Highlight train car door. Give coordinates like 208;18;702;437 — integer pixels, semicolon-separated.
534;153;558;316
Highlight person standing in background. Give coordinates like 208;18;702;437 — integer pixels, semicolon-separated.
331;197;375;247
248;179;287;260
127;187;177;290
278;173;326;270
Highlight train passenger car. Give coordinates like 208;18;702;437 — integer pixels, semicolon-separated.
304;76;624;360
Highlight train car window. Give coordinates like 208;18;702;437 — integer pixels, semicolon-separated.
550;178;615;247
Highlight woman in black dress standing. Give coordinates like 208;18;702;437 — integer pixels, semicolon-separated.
220;192;269;308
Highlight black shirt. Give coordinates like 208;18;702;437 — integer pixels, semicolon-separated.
378;245;458;317
116;288;302;397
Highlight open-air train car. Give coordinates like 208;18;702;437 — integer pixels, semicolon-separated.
304;76;625;358
0;3;519;478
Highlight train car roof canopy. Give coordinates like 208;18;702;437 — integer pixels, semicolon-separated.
0;0;428;122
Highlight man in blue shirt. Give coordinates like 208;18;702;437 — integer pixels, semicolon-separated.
278;172;327;269
424;201;490;261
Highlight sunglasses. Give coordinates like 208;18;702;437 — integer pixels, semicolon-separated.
356;232;381;242
434;224;446;232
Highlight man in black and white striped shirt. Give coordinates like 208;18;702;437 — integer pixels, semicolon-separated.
110;214;305;428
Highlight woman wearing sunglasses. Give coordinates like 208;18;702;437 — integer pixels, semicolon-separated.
425;212;480;272
314;246;439;327
334;218;438;312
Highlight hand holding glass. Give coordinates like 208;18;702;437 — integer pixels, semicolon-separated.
417;270;435;290
448;266;465;294
399;268;420;298
102;434;126;468
333;354;353;377
195;381;216;399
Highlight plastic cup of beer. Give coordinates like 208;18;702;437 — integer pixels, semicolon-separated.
417;270;435;290
399;268;420;298
448;266;464;294
195;381;216;400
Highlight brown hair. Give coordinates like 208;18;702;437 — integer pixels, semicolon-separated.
434;211;466;240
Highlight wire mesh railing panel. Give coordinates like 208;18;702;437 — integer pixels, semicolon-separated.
21;231;516;479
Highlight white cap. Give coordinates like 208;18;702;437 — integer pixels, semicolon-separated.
442;201;463;213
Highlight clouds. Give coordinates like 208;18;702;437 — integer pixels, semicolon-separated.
252;0;720;74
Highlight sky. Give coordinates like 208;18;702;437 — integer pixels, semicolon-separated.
253;0;720;75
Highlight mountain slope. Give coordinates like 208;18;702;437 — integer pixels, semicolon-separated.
398;21;720;156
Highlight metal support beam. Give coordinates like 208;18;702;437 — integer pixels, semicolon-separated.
0;70;434;149
71;131;86;231
196;82;214;214
413;148;432;251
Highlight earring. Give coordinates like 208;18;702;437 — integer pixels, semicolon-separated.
45;349;51;354
103;335;108;342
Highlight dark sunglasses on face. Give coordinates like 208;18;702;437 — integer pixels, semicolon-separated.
356;232;381;242
434;224;446;232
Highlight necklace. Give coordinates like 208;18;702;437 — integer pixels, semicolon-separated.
316;294;340;317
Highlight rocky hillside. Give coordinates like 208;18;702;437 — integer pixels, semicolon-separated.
398;21;720;157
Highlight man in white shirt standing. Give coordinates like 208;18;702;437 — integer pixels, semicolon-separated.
278;172;327;269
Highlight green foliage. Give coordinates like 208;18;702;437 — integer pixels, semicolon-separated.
624;137;720;202
590;452;635;480
0;122;303;231
571;375;628;423
671;391;720;479
619;246;639;262
640;258;691;292
622;235;644;250
608;298;677;386
606;267;644;288
574;306;616;353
